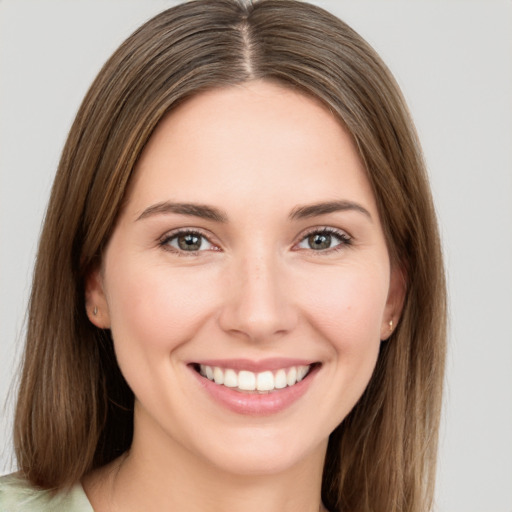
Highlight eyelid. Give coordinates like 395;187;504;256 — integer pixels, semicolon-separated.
292;226;353;252
157;225;352;255
299;225;351;238
296;225;352;241
158;227;221;253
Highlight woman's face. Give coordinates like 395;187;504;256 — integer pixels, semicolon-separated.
87;81;403;476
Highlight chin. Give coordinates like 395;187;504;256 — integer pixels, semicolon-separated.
190;423;327;477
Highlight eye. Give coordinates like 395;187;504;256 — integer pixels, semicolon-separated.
160;230;217;253
296;228;351;252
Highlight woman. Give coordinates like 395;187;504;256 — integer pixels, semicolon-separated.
0;0;446;511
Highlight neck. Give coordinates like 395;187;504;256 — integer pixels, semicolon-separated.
84;406;328;512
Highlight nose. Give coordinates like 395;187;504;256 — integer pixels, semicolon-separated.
218;253;298;343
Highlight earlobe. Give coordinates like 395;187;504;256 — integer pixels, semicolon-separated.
380;265;406;341
85;267;111;329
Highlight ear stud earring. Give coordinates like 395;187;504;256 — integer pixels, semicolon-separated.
389;319;393;332
93;306;98;316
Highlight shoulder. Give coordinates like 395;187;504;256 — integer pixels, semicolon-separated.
0;473;93;512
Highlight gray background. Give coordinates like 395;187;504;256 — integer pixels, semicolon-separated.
1;1;511;511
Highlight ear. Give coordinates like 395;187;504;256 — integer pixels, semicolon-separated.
85;267;111;329
380;264;406;341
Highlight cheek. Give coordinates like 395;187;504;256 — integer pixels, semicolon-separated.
301;265;388;421
105;258;220;357
299;262;389;347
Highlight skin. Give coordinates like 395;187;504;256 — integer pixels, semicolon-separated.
84;81;404;512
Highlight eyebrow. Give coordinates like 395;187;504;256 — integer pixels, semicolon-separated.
289;200;372;221
136;201;228;223
136;199;372;223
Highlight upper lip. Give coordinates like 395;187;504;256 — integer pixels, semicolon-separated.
189;357;318;372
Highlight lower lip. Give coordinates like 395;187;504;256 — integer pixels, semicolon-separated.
190;365;319;416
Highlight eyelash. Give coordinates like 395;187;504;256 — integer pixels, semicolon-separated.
158;227;352;256
295;227;352;254
159;228;218;256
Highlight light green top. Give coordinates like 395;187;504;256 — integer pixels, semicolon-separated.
0;473;94;512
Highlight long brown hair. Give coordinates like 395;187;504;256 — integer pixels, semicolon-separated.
14;1;446;510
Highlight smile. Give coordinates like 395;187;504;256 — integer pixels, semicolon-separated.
197;364;312;393
189;360;321;415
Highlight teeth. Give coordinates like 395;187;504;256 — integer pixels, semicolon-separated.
224;369;238;388
213;366;224;385
297;365;309;382
256;371;274;391
198;364;312;392
238;370;256;391
274;369;287;389
286;367;297;386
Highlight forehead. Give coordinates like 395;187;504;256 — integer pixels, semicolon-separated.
125;80;376;218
